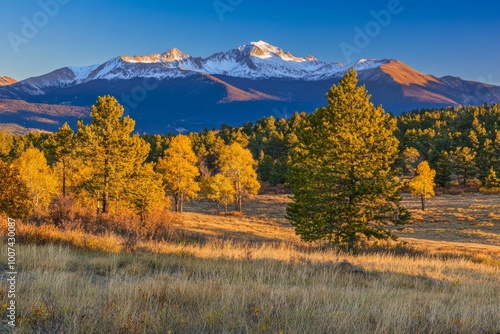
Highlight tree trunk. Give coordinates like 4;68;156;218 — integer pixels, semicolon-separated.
347;234;358;254
102;158;109;214
237;195;242;212
216;202;220;214
102;172;109;213
62;163;66;197
173;194;179;213
421;195;425;211
224;203;228;214
236;176;242;212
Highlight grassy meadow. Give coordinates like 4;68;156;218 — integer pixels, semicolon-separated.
1;193;499;333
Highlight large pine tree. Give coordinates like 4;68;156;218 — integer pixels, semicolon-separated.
77;96;149;213
44;122;76;197
287;69;409;250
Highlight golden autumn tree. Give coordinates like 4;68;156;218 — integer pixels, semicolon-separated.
13;147;58;212
125;163;168;221
409;161;436;211
402;147;421;177
483;167;500;188
156;135;200;213
200;174;235;213
218;143;260;212
0;160;32;218
0;131;13;160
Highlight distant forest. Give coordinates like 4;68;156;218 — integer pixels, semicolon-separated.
2;103;500;191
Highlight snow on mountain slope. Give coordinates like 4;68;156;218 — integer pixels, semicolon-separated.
16;41;390;90
3;40;500;134
0;76;17;86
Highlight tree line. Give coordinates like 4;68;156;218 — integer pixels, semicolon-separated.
0;96;260;220
1;69;499;250
396;104;500;188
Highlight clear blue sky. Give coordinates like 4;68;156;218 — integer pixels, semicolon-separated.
1;0;499;85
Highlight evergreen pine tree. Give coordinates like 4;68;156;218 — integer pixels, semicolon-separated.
44;122;76;197
435;151;452;188
451;147;477;186
287;69;409;250
77;96;149;213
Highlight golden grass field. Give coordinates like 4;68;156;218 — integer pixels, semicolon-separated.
1;193;499;333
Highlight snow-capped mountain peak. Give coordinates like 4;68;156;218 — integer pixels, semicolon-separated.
16;41;398;87
162;48;190;62
240;40;318;63
0;76;17;86
248;40;282;59
348;58;390;71
120;48;190;64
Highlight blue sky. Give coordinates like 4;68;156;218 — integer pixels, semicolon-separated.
1;0;499;85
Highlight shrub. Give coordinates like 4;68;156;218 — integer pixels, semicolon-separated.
466;178;482;187
143;209;176;241
447;188;464;195
1;204;176;252
479;187;500;194
49;196;75;227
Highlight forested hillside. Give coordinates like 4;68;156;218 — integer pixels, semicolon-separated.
2;103;500;200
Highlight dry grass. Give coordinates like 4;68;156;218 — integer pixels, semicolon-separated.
0;193;499;333
0;223;122;253
398;193;500;259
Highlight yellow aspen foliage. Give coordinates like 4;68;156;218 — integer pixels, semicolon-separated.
484;167;500;188
200;174;235;213
156;135;199;213
409;161;436;211
0;160;31;218
0;131;13;159
125;162;168;221
13;148;58;212
218;143;260;212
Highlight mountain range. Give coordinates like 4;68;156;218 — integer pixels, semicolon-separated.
1;41;500;134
